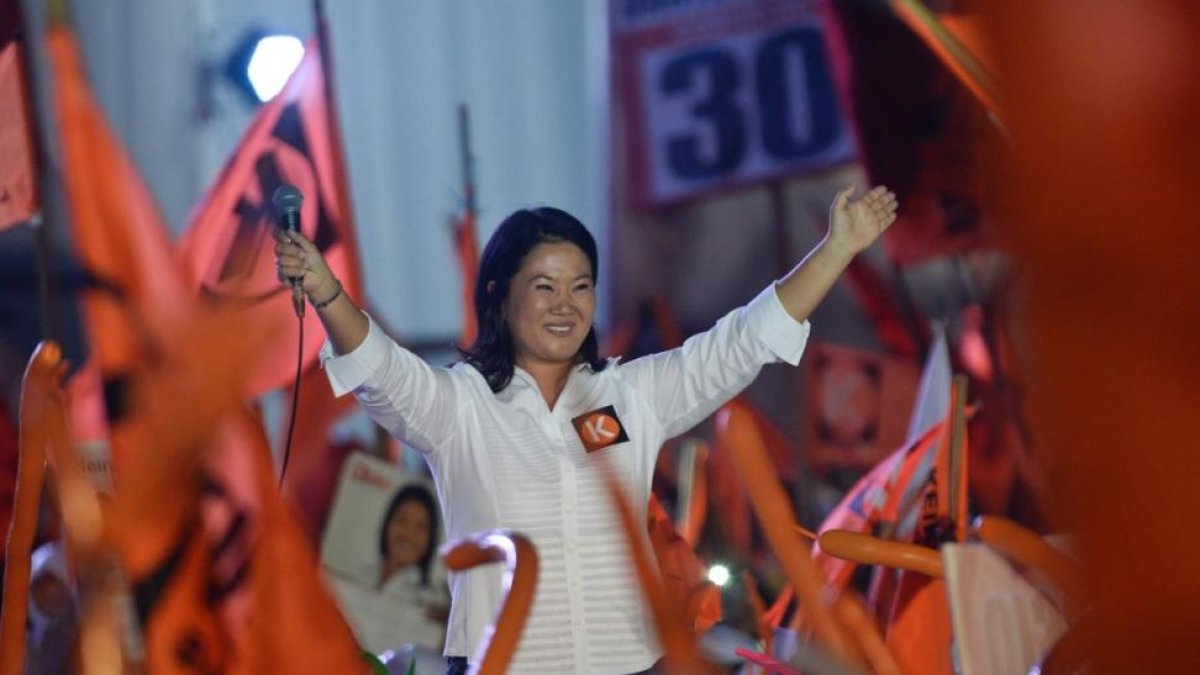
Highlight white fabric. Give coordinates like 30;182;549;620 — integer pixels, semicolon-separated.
328;565;446;655
322;284;809;674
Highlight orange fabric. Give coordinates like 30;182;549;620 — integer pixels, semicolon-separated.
647;495;722;635
715;401;858;665
604;470;709;674
0;343;61;675
741;570;772;653
454;208;479;349
441;532;539;675
987;2;1200;671
127;411;367;674
708;395;801;558
883;576;953;675
0;34;37;231
178;41;363;397
833;593;903;675
233;411;367;674
47;27;190;379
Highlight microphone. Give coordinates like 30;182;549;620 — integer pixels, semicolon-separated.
272;184;306;318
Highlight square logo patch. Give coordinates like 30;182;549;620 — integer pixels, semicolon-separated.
571;405;630;453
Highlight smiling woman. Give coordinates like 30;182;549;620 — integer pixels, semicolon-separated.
461;207;607;406
378;483;439;588
273;186;897;674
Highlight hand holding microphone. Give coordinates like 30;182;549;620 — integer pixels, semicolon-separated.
272;185;340;316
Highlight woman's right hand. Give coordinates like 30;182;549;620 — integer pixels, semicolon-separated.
273;228;339;304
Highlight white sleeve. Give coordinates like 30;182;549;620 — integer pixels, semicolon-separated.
619;284;810;439
320;313;459;453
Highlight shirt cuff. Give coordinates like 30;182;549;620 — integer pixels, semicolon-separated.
320;312;389;397
744;283;812;366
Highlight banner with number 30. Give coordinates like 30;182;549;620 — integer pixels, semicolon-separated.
613;0;856;207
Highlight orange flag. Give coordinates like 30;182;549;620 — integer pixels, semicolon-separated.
179;40;363;397
647;494;721;635
0;1;37;231
123;408;367;674
453;207;479;349
47;21;194;468
47;26;189;380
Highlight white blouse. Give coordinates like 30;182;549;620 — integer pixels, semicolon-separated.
322;284;809;674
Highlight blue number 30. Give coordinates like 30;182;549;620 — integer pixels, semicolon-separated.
659;27;841;180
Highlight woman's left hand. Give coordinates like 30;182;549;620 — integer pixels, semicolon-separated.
826;184;899;258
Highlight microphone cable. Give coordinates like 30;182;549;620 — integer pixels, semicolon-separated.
278;297;304;487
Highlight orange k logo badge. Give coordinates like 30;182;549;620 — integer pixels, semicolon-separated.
571;405;630;453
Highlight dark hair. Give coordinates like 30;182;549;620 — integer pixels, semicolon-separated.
461;207;608;392
378;483;439;586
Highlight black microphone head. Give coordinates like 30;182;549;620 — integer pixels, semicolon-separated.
272;184;303;231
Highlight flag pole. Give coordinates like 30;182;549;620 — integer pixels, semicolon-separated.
454;104;479;349
458;103;476;220
23;1;59;344
948;373;969;541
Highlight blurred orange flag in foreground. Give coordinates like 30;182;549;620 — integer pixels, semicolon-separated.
47;23;366;672
986;2;1200;672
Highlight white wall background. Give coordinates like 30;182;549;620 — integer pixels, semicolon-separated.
43;0;610;344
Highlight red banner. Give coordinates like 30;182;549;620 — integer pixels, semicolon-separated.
179;42;362;397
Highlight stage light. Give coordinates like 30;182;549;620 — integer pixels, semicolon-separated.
246;35;304;102
223;30;304;105
707;564;731;588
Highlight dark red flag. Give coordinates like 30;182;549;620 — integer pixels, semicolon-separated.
179;41;363;397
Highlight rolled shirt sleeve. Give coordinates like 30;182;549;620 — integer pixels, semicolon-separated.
619;283;810;440
320;313;459;452
746;281;811;366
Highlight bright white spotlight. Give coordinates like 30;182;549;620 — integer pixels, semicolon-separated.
707;564;731;588
246;35;304;102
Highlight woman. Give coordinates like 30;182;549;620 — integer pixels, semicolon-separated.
276;185;898;674
377;483;439;590
330;482;447;655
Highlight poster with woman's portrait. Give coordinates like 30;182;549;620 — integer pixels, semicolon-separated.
321;451;448;655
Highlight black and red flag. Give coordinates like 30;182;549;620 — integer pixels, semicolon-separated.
178;40;363;397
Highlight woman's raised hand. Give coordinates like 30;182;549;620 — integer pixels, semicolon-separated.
827;184;899;258
273;228;339;303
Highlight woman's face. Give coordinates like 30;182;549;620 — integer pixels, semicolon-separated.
504;241;596;372
384;499;433;570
